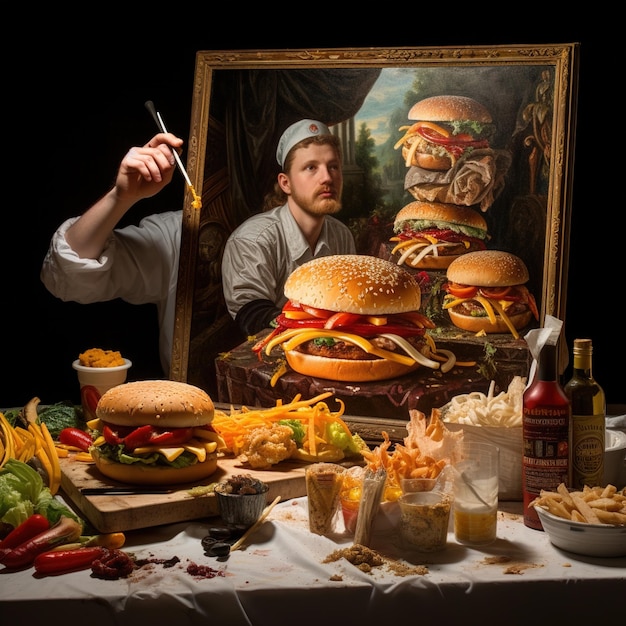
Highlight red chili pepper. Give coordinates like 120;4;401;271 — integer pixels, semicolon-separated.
80;385;101;415
0;516;83;569
34;546;107;575
59;427;93;452
0;514;50;552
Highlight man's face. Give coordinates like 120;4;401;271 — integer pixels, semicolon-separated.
281;143;343;216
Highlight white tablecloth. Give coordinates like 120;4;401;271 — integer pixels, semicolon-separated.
1;497;624;625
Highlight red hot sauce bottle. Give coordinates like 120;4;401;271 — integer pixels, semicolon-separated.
522;342;571;530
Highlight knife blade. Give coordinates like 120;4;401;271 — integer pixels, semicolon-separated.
81;487;175;495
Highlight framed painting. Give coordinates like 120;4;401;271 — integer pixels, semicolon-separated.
170;44;579;400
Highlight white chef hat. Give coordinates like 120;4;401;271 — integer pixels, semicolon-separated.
276;119;331;169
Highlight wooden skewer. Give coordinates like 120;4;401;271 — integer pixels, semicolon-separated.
230;495;281;551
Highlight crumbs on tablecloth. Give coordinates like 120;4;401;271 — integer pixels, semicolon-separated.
324;543;428;577
481;555;543;575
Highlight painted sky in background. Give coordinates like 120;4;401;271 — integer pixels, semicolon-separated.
354;68;414;145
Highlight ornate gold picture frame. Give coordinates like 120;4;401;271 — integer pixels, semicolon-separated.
170;44;579;398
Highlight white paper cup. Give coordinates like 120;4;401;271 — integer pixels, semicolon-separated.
72;358;132;420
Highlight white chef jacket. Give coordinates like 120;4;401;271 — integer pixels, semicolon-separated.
40;211;182;375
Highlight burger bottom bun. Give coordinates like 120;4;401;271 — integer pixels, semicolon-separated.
399;252;458;270
403;148;451;171
285;350;420;382
447;309;533;334
92;449;218;485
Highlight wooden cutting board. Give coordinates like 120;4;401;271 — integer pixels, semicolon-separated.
60;454;308;533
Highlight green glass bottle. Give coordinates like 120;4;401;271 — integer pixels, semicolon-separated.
564;339;606;489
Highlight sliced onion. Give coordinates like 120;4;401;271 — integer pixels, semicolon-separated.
397;242;427;265
379;333;440;369
436;349;457;373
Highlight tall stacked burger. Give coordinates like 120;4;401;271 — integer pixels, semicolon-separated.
390;200;489;269
89;380;223;485
255;254;455;382
442;250;539;339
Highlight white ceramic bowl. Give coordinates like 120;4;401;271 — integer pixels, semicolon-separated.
534;504;626;557
605;429;626;489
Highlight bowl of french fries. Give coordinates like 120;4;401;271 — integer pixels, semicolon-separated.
530;483;626;557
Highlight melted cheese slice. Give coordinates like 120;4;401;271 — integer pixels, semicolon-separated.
444;295;520;339
133;440;217;463
267;328;415;367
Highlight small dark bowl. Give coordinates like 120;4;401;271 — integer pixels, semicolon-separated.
215;480;269;530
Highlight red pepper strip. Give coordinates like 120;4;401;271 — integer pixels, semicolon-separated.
59;427;93;452
121;424;155;450
103;424;124;446
0;514;50;552
149;427;193;446
0;516;83;569
34;546;107;575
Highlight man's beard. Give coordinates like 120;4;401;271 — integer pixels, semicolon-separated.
291;187;342;216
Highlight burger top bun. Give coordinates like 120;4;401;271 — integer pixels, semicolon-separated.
408;95;492;123
96;380;215;429
446;250;529;287
284;254;421;314
394;201;488;232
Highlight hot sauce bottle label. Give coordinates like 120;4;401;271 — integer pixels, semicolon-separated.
522;405;570;529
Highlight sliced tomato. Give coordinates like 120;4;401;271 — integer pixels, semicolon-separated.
479;286;513;300
324;312;361;329
446;283;478;298
300;303;331;319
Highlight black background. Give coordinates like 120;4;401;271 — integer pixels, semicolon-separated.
5;19;621;410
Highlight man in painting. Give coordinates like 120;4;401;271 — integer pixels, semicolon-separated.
221;119;355;337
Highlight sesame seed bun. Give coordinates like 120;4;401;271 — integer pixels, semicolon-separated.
446;250;529;287
284;254;421;314
408;95;493;123
96;380;215;429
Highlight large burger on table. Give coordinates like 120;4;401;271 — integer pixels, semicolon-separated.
90;380;223;485
255;255;454;382
390;200;489;269
395;95;495;171
443;250;539;339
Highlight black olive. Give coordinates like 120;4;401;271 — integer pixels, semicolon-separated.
209;542;231;557
201;535;218;551
208;526;232;540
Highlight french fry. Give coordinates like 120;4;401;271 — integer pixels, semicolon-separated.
531;482;626;527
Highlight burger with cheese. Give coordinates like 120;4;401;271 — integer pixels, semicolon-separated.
255;255;455;382
390;200;489;270
443;250;539;339
89;380;223;485
395;95;495;171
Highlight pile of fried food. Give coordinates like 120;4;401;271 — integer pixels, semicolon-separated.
530;482;626;526
212;392;367;469
0;398;61;494
360;408;464;496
